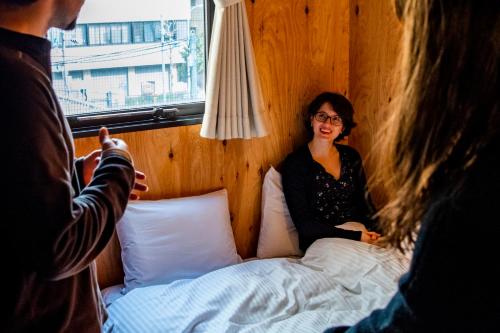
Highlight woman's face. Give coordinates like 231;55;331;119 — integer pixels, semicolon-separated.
310;102;344;142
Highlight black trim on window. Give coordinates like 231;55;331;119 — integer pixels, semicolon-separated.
71;102;204;138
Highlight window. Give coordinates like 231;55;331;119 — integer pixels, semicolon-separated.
48;0;214;137
66;25;87;47
144;22;161;43
48;25;87;48
110;23;131;44
131;22;145;43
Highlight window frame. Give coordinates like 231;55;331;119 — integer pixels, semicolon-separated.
69;0;215;138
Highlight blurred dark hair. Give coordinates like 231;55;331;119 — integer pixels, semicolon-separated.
0;0;37;5
373;0;500;253
305;92;357;142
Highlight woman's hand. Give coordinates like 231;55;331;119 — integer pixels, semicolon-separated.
361;231;381;244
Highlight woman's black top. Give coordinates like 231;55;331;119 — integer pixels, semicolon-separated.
281;144;377;251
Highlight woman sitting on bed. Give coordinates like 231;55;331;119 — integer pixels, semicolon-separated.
281;92;380;251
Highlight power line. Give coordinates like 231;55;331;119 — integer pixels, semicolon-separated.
52;45;163;66
52;41;186;66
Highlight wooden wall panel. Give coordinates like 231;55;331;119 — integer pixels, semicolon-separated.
74;0;350;288
348;0;402;205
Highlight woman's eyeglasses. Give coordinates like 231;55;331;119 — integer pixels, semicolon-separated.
314;112;343;126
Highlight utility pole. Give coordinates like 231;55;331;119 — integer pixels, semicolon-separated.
188;27;198;98
160;15;167;103
168;42;173;94
60;31;69;94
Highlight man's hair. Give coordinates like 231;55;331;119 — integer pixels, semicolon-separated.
305;92;357;142
373;0;500;252
0;0;38;5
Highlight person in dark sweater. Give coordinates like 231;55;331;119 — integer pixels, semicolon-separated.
0;0;147;332
325;0;499;332
282;92;380;251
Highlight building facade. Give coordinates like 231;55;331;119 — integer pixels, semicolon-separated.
48;0;205;115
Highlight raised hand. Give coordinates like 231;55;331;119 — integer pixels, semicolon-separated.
99;127;148;200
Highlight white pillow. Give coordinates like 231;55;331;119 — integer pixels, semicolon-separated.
256;167;369;259
116;189;241;293
257;166;303;258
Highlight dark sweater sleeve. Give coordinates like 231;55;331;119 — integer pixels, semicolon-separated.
73;157;85;193
3;67;135;281
282;153;361;251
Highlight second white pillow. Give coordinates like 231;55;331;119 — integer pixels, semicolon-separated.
257;167;303;258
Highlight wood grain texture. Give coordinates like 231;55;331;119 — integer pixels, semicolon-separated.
74;0;350;289
348;0;402;206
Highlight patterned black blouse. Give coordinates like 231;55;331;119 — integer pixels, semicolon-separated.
281;144;378;251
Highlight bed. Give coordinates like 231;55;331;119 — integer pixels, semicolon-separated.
100;169;409;332
103;239;408;332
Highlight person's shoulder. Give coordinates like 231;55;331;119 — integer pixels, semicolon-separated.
463;137;500;194
0;47;54;107
429;137;500;239
0;48;58;133
284;144;310;164
336;144;362;160
282;145;310;172
0;47;49;91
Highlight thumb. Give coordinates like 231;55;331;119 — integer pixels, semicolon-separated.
99;127;113;149
99;127;109;144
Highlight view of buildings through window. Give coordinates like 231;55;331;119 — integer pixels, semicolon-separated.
48;0;205;116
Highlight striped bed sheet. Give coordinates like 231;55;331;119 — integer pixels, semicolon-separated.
103;238;410;333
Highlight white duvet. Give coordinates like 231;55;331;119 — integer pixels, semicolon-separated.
103;238;409;333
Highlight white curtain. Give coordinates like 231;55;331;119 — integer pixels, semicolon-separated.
200;0;267;140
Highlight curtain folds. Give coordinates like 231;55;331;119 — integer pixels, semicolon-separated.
200;0;267;140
